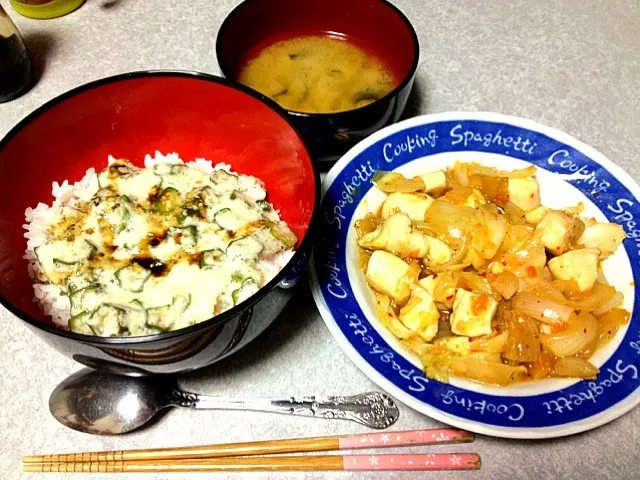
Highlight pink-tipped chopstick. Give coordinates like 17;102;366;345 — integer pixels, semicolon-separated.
23;453;481;473
23;428;473;464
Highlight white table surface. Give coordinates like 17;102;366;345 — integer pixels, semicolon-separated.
1;0;639;478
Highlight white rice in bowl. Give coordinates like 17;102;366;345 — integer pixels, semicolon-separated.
23;152;295;336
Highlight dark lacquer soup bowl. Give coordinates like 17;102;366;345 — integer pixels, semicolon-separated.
0;71;319;375
216;0;420;165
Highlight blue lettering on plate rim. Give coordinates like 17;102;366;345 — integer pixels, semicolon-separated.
313;119;640;429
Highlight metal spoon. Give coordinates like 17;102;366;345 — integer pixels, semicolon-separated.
49;368;400;435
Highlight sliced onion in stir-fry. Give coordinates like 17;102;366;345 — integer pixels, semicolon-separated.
432;271;459;306
403;336;429;356
597;265;607;283
357;247;372;272
470;351;504;363
592;291;624;316
541;311;598;357
468;175;509;205
553;279;582;298
470;331;509;353
527;350;556;380
499;223;535;253
553;357;599;379
597;308;630;345
459;272;493;295
436;315;453;337
449;357;528;386
502;314;541;362
413;222;439;239
490;271;519;299
519;277;568;304
540;266;553;281
373;171;424;193
423;200;474;241
404;261;422;285
502;202;526;224
513;292;573;325
430;235;469;273
375;293;413;339
466;163;537;179
443;186;473;205
567;281;621;313
451;162;470;186
354;213;383;239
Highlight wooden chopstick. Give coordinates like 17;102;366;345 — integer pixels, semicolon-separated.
23;428;473;464
23;453;481;473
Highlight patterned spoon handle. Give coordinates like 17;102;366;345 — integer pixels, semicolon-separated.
167;390;400;429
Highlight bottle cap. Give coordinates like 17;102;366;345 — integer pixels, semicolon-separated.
9;0;85;20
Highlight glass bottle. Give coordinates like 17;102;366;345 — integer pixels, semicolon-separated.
9;0;85;20
0;5;33;103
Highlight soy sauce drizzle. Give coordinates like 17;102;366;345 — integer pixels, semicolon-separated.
133;256;168;277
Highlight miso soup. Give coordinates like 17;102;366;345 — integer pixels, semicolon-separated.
238;35;397;114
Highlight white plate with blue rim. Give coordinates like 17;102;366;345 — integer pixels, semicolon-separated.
309;112;640;439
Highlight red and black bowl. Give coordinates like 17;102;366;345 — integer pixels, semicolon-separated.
216;0;420;165
0;71;319;375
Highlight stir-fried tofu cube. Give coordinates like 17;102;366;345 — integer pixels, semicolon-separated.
358;214;418;256
525;206;549;224
381;192;433;221
424;236;453;266
534;211;582;255
365;250;411;304
405;233;433;259
450;288;497;337
418;275;437;296
358;213;437;259
548;248;600;292
508;177;541;212
417;170;447;193
578;222;626;257
399;285;440;341
358;214;411;252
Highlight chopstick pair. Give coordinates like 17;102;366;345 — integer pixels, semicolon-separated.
23;428;480;473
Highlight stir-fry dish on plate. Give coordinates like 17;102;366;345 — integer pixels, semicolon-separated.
355;162;629;386
24;153;297;337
